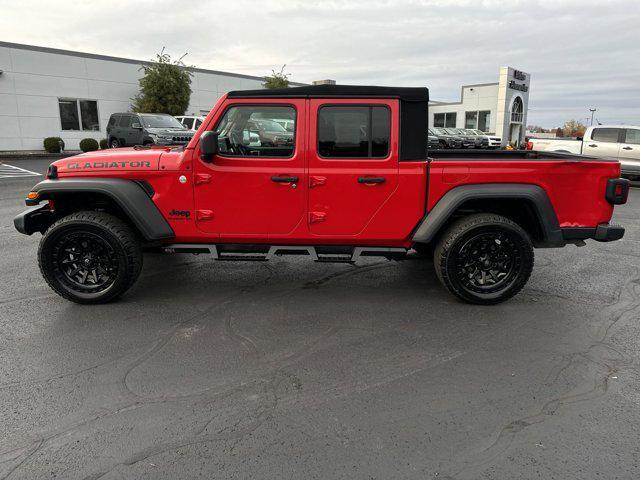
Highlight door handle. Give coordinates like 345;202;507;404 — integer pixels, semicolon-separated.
271;175;299;183
357;176;385;184
622;146;633;150
588;144;598;148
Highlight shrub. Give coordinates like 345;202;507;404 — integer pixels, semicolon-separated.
79;138;100;152
43;137;65;153
99;139;108;150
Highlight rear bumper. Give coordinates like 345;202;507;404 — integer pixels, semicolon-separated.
562;223;625;243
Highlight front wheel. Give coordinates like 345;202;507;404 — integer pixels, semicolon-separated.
38;211;143;304
109;138;120;148
434;213;534;305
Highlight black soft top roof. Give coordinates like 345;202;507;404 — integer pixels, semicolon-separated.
228;84;429;103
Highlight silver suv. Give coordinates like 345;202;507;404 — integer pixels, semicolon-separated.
106;113;194;148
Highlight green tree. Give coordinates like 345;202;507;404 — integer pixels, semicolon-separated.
263;65;290;89
132;48;192;115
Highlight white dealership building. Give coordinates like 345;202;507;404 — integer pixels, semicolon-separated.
0;41;529;150
0;41;305;151
430;66;531;147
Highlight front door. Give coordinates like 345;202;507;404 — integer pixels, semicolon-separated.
582;127;622;158
194;100;306;239
308;99;398;236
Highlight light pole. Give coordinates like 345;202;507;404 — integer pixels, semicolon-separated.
589;108;597;126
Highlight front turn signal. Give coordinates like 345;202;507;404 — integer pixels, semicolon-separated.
27;191;39;200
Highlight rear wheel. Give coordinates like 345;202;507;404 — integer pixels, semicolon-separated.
38;211;143;304
109;138;120;148
434;213;534;305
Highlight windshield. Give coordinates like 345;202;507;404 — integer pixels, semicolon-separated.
139;114;185;129
473;129;485;135
463;129;477;135
443;128;459;135
433;128;448;135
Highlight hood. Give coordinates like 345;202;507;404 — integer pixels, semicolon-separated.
146;127;194;136
52;148;167;175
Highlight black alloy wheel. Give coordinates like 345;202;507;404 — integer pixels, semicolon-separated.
38;211;143;304
434;213;534;304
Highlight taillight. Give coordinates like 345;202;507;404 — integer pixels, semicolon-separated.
605;178;630;205
526;141;534;150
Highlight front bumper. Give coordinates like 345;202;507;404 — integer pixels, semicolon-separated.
14;204;55;235
562;223;625;243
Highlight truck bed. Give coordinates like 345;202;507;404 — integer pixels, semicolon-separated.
427;149;601;161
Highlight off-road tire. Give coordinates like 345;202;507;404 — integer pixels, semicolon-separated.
434;213;534;305
38;211;143;304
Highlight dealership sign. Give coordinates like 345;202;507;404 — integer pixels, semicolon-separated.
509;70;528;92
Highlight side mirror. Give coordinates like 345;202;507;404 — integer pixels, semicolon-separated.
131;122;142;129
200;131;219;162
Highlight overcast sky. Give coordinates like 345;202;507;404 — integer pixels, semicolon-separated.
1;0;638;127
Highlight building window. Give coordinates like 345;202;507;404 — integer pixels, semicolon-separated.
478;111;491;132
465;111;478;129
434;112;456;128
510;96;523;123
318;105;390;158
58;99;99;131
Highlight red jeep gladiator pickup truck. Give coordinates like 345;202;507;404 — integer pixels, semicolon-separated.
14;85;629;305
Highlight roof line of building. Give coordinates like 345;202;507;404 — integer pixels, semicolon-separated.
430;82;500;106
0;40;305;85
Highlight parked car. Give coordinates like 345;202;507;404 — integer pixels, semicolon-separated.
428;134;440;149
462;129;489;148
15;84;629;306
470;129;502;149
429;128;463;149
444;128;479;148
527;125;640;178
247;118;294;146
273;118;296;132
106;113;194;148
175;115;205;131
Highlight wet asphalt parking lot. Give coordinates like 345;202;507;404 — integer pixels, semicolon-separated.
1;157;639;479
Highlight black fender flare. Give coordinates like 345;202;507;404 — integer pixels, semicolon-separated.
24;178;174;241
411;183;563;246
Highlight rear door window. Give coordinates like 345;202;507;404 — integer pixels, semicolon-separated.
624;129;640;145
118;115;133;128
317;106;390;158
591;128;621;143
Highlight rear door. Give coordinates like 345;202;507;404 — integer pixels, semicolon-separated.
618;128;640;174
582;127;622;158
193;99;306;238
308;99;398;236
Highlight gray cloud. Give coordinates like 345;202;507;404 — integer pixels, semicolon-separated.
1;0;638;127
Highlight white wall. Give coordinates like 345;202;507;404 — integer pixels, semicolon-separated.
430;84;499;133
429;67;531;146
0;44;267;151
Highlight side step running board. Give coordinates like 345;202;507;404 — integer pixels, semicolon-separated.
161;244;407;263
